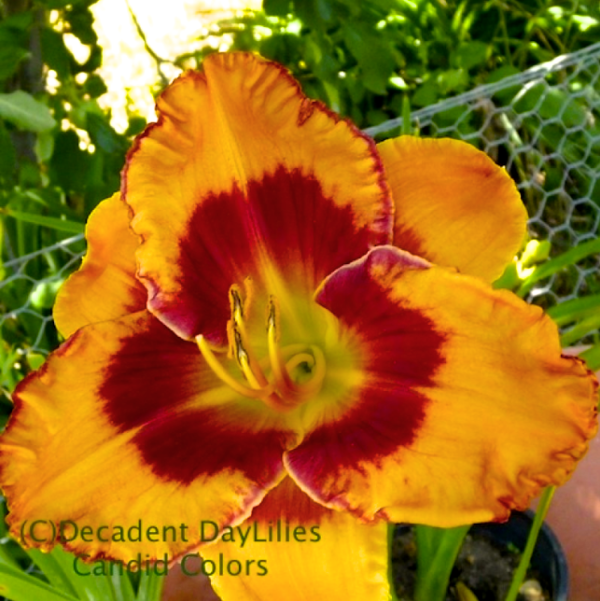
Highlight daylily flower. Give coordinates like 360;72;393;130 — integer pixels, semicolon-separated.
0;52;597;601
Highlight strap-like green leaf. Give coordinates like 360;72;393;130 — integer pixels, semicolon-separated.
0;563;80;601
414;524;470;601
560;313;600;347
135;571;165;601
580;344;600;373
48;548;117;601
27;548;79;598
517;238;600;297
548;294;600;326
3;208;84;234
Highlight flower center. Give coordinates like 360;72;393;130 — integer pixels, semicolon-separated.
195;286;328;411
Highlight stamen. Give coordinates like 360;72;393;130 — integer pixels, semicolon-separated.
196;335;273;399
230;288;245;324
230;288;269;388
234;330;265;390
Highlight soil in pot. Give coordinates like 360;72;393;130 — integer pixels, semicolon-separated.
391;525;553;601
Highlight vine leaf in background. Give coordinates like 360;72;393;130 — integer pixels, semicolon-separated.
0;91;56;133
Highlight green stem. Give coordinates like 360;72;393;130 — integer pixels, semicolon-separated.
504;486;556;601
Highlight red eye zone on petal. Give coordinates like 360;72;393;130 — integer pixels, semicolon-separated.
288;249;446;484
144;166;388;343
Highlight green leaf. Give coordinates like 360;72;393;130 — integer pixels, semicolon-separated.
517;238;600;297
0;562;80;601
35;130;55;163
30;280;64;310
342;23;396;95
27;549;79;598
3;208;84;234
493;261;519;290
580;344;600;372
65;5;98;46
135;572;165;601
110;570;136;601
0;39;29;81
453;41;488;70
41;27;73;80
485;66;521;103
322;79;341;112
1;11;34;30
345;74;365;104
86;113;125;154
26;351;46;371
536;88;588;129
547;294;600;326
0;91;56;133
436;68;468;94
295;0;335;29
83;74;108;99
414;524;470;601
504;487;556;601
49;130;91;193
412;79;439;107
264;0;292;16
47;548;118;601
560;314;600;348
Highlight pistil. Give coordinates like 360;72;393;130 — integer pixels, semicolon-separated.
196;335;273;399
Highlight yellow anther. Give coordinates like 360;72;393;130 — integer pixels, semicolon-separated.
230;288;270;389
230;288;244;324
233;330;265;390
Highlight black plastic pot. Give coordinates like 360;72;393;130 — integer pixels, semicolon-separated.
393;510;569;601
471;510;569;601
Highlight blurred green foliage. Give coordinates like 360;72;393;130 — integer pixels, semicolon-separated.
0;0;143;399
192;0;600;130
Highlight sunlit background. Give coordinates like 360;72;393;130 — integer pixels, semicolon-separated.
68;0;260;131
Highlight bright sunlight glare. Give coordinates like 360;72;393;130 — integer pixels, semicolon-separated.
91;0;261;131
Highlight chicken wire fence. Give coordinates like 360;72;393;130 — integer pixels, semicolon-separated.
2;42;600;362
366;41;600;308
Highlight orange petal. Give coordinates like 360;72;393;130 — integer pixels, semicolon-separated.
202;478;390;601
378;136;527;281
285;247;598;527
0;311;293;563
53;193;146;338
123;52;391;342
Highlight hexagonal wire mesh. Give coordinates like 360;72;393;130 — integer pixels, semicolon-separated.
1;235;85;359
366;41;600;310
2;42;600;360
